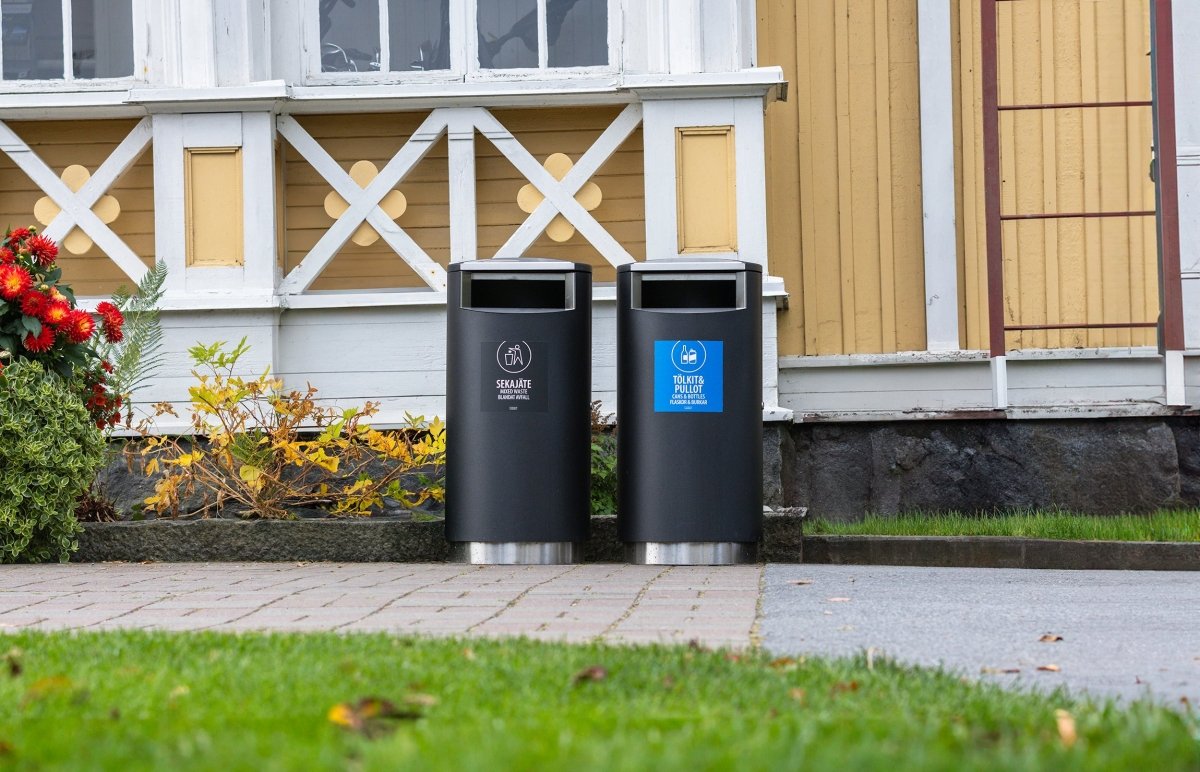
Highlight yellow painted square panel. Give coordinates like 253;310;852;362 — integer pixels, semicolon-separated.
676;126;737;253
185;147;244;267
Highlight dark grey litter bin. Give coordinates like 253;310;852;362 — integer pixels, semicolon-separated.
446;258;592;564
616;259;762;565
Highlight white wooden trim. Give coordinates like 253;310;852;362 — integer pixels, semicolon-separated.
242;112;278;293
990;355;1008;409
917;0;960;352
537;0;549;69
496;103;643;260
734;96;768;269
0;120;148;282
1165;350;1186;406
277;113;450;293
61;0;73;81
474;109;635;265
444;108;478;262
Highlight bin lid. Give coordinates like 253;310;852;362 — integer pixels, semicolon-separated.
451;257;591;273
619;258;761;274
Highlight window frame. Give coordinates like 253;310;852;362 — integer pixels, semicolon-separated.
0;0;142;89
304;0;619;85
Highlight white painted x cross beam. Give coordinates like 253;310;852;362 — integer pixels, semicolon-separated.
277;113;450;294
482;104;642;266
0;118;151;284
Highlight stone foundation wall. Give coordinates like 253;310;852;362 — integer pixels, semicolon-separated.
767;417;1200;519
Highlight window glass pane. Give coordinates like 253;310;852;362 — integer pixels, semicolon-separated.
71;0;133;78
388;0;449;71
2;0;64;79
477;0;537;69
548;0;606;68
319;0;380;73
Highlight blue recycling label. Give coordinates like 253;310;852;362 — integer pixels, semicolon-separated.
654;340;723;413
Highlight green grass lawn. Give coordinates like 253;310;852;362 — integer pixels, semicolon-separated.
0;631;1196;771
808;510;1200;542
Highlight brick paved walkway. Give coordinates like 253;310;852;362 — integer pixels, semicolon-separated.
0;563;762;648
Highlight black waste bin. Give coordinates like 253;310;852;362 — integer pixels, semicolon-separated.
617;259;762;565
446;258;592;564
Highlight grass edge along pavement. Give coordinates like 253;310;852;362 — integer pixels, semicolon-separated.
807;510;1200;542
0;631;1197;770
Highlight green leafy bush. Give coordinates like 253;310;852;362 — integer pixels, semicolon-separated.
0;359;105;562
590;401;617;516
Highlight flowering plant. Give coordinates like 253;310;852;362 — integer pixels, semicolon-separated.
0;226;125;428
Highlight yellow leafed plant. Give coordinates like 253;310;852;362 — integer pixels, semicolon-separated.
134;338;445;519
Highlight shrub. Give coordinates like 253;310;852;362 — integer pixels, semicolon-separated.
590;400;617;516
0;226;125;429
138;338;446;519
0;359;106;562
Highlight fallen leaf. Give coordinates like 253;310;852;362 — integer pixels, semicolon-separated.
21;676;74;706
788;579;814;586
981;667;1022;675
724;653;744;663
328;697;422;739
0;740;11;757
296;561;310;567
1055;709;1077;748
769;657;799;671
109;708;121;721
788;687;806;703
1039;634;1064;643
461;648;476;661
1038;664;1061;673
403;693;438;707
827;597;851;603
572;665;608;685
4;647;22;678
830;681;859;695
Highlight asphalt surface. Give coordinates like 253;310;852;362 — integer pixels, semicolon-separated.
762;564;1200;705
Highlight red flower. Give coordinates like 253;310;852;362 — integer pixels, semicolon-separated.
41;299;71;327
19;290;48;318
97;301;125;342
22;325;55;353
0;247;13;264
101;360;114;373
64;309;96;343
26;235;57;267
6;227;31;244
0;264;32;300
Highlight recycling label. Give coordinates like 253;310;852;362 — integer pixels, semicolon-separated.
653;340;723;413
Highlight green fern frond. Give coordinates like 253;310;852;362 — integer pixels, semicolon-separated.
96;261;168;406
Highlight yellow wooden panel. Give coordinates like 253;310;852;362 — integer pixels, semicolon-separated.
283;107;645;291
0;119;154;297
185;148;243;267
954;0;1157;350
675;126;737;253
758;0;926;356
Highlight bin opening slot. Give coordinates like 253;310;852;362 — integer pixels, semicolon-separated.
463;273;574;310
633;273;744;310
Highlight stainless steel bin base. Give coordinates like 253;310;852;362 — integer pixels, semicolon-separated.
450;542;581;565
626;542;757;566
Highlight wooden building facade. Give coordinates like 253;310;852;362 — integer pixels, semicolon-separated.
0;0;1196;428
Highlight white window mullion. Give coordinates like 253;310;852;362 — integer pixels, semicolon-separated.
378;0;390;72
457;0;472;74
536;0;548;69
61;0;73;80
